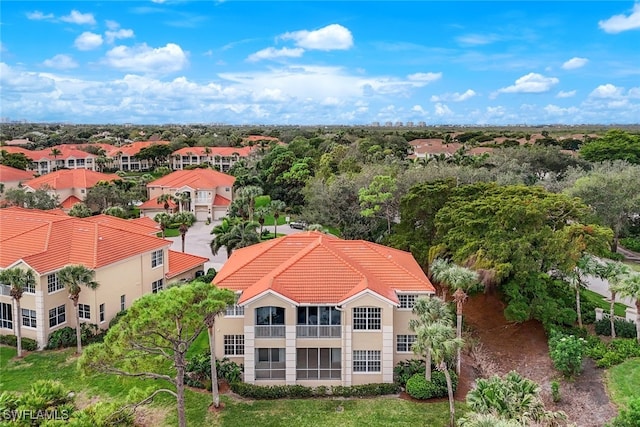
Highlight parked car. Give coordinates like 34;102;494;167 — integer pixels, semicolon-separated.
289;221;307;230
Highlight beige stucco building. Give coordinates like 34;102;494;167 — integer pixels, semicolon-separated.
213;232;435;386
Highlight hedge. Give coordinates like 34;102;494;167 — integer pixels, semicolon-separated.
405;371;458;400
230;382;399;399
0;334;38;351
594;319;637;339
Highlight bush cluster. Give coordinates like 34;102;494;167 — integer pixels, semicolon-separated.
394;359;426;388
230;382;399;399
0;334;38;351
585;336;640;369
185;351;243;389
45;324;105;350
607;396;640;427
594;319;637;339
405;371;458;400
620;237;640;252
548;330;586;378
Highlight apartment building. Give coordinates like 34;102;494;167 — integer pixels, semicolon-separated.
213;232;435;386
0;207;206;349
171;146;256;172
0;165;36;201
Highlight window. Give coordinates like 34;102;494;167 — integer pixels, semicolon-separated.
353;307;381;330
225;304;244;316
99;304;105;323
398;294;419;309
0;302;13;329
120;295;126;311
47;273;63;294
223;335;244;355
296;348;341;380
255;306;285;325
151;250;164;268
49;304;66;328
78;304;91;320
353;350;381;372
22;309;36;328
297;306;341;326
396;335;417;352
152;279;164;293
255;348;285;379
24;280;35;294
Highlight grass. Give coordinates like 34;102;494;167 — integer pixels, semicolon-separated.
157;228;180;238
606;357;640;408
1;345;462;426
582;288;628;317
622;261;640;272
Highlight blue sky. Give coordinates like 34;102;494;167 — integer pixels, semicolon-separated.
1;1;639;125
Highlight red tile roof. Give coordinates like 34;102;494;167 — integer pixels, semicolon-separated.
166;250;208;279
2;139;31;146
0;207;169;273
107;141;170;157
0;165;36;182
24;169;119;190
138;195;178;210
148;169;235;189
84;214;160;236
213;194;231;206
60;195;82;209
172;146;255;157
215;231;435;305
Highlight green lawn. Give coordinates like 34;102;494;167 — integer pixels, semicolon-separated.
606;358;640;408
622;261;640;272
157;228;180;238
0;345;462;426
582;288;628;317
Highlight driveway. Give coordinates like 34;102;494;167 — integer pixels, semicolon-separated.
165;220;303;272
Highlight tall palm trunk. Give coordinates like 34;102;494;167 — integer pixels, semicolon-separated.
456;313;462;374
610;291;617;338
424;349;432;381
442;364;456;427
73;298;82;354
576;287;583;328
208;325;220;408
14;298;23;358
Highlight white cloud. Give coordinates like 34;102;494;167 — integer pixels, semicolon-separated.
430;89;477;102
61;10;96;25
434;103;453;116
544;104;579;116
412;105;427;114
629;87;640;99
497;73;559;94
247;47;305;62
74;32;103;51
407;72;442;85
456;33;500;45
281;24;353;50
589;83;624;99
26;11;54;20
103;43;188;73
42;54;78;70
599;3;640;34
562;57;588;70
105;28;134;44
556;90;576;98
0;63;57;92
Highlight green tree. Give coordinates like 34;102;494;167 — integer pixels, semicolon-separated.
579;129;640;164
157;193;177;214
0;150;32;170
103;206;127;218
235;186;263;221
595;260;631;338
172;212;195;253
0;267;36;358
610;272;640;343
68;202;92;218
80;282;231;427
409;296;453;381
50;148;62;170
358;175;398;235
57;265;99;354
255;206;270;236
4;186;59;210
269;199;286;236
154;212;172;239
134;144;174;169
210;217;238;257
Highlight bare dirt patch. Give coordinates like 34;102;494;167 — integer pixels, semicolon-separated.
458;292;618;427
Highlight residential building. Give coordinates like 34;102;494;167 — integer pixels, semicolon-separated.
140;169;235;221
0;207;206;349
213;232;436;386
107;140;170;171
22;169;120;211
0;165;36;201
171;146;256;172
0;145;99;175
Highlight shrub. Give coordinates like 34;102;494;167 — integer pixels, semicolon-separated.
620;237;640;252
109;310;127;329
405;371;458;400
587;337;640;369
548;331;586;378
332;383;399;397
551;380;561;403
594;319;637;339
45;324;105;349
0;335;38;351
394;359;426;387
607;396;640;427
230;382;398;399
185;351;243;388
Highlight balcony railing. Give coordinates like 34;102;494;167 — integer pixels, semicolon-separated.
255;325;286;338
296;325;341;338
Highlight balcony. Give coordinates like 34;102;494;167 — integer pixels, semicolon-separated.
255;325;285;338
296;325;341;338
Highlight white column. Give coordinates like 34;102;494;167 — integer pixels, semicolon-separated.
382;325;394;383
35;290;46;350
285;325;296;385
343;325;352;386
243;325;255;383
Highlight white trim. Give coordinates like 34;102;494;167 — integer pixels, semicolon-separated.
240;289;299;307
339;289;397;307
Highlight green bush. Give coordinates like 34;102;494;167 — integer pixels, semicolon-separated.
331;383;399;397
394;358;426;387
0;334;38;351
594;319;637;339
607;396;640;427
109;310;127;329
548;330;586;378
185;351;243;388
587;337;640;369
229;382;399;399
620;237;640;252
405;371;458;400
45;324;105;349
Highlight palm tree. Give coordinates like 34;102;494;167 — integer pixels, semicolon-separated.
409;296;453;381
154;212;172;238
430;258;454;300
611;272;640;343
0;268;36;358
157;193;177;214
210;218;237;258
415;321;462;427
270;200;286;237
236;186;263;221
568;255;599;328
57;265;99;354
50;148;61;171
255;206;270;237
227;220;261;252
172;212;195;253
596;261;631;338
175;191;191;213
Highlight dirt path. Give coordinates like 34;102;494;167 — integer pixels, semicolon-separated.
457;292;618;426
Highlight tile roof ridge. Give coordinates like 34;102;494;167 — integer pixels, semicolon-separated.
213;238;281;283
365;243;432;288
